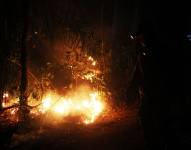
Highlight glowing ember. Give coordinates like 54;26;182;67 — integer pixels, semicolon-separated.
39;87;105;124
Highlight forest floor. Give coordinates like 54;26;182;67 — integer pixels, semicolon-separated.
1;103;146;150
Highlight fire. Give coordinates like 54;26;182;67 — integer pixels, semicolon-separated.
92;61;96;66
3;92;9;98
2;55;108;125
10;108;18;115
2;92;19;108
2;102;5;107
80;55;99;82
82;72;95;82
88;56;94;61
39;87;105;124
87;56;96;66
41;95;52;113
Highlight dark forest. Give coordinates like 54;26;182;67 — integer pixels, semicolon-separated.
0;0;190;150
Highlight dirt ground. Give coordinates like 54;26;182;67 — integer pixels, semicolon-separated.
1;105;146;150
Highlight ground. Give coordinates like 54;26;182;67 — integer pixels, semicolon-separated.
1;104;146;150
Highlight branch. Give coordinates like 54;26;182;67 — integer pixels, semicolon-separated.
0;104;19;113
0;103;41;114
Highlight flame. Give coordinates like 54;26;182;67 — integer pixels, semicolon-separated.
41;95;52;113
92;61;96;66
87;56;96;66
39;87;105;124
2;102;5;107
81;55;99;82
10;108;18;115
3;92;9;98
88;56;94;61
38;55;104;124
3;55;108;125
2;92;19;108
82;72;95;82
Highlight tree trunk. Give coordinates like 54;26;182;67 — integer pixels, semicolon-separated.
19;0;29;124
0;15;8;110
0;83;4;110
0;60;5;110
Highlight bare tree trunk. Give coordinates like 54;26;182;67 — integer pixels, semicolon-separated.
0;16;8;110
19;0;29;125
0;61;5;110
0;76;4;109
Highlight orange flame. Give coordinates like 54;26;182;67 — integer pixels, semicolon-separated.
39;87;105;124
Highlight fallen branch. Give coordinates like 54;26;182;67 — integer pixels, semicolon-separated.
0;103;42;114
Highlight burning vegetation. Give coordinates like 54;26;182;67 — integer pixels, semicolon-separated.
0;1;146;149
1;53;109;125
0;26;141;128
30;87;105;125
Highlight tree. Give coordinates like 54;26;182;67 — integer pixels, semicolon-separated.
0;2;11;110
19;0;30;126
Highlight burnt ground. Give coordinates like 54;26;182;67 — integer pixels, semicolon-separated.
1;105;146;150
